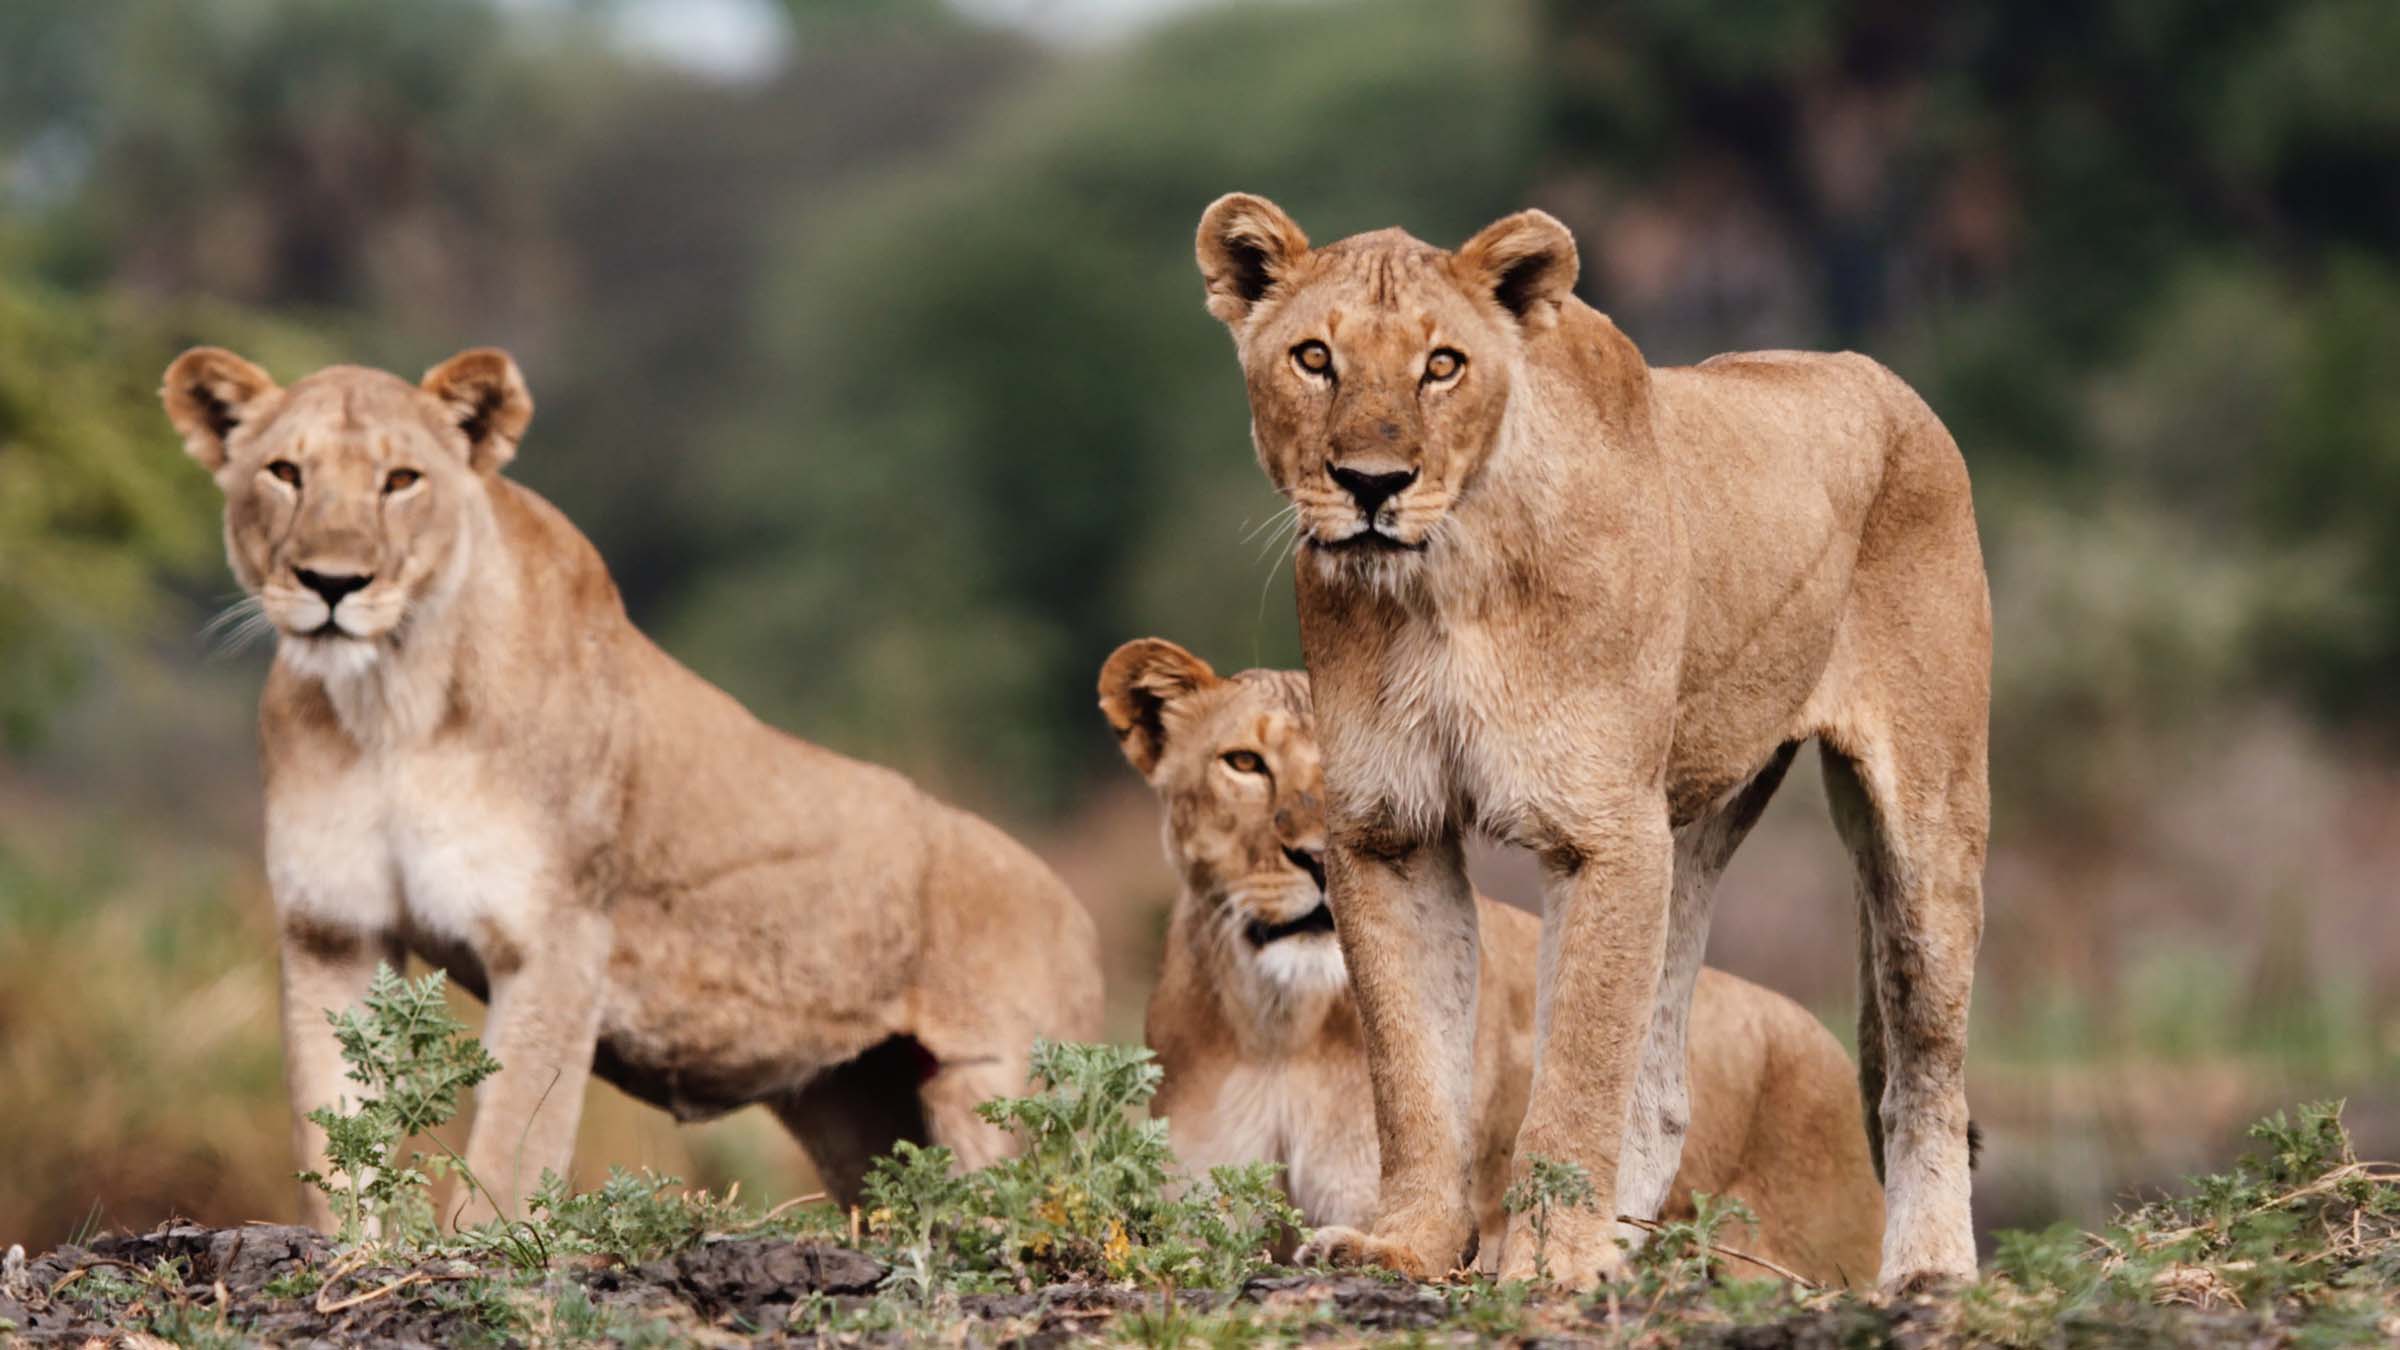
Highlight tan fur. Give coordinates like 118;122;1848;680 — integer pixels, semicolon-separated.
1194;197;1988;1292
161;348;1102;1229
1100;640;1883;1287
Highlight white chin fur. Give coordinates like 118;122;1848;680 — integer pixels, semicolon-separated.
1252;933;1348;995
277;633;383;684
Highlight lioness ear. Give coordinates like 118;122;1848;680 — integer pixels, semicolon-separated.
1098;638;1220;778
422;347;534;473
161;347;279;471
1196;193;1311;327
1455;209;1579;330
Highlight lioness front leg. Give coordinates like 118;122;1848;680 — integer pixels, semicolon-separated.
453;910;610;1227
1499;792;1674;1287
1296;825;1480;1279
280;919;405;1232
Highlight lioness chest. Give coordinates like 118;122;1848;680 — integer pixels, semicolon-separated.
1176;1057;1381;1230
265;735;581;957
1325;612;1606;850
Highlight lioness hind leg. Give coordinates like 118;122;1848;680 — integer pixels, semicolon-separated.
1821;733;1985;1294
918;1050;1027;1173
771;1037;936;1208
1618;742;1799;1228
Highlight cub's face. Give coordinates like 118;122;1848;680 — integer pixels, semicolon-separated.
1098;639;1341;991
161;348;533;680
1194;194;1582;585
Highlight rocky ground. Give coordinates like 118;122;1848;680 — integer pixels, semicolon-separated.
0;1221;2320;1348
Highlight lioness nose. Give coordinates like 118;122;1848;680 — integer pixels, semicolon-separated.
1281;844;1327;892
295;568;372;607
1330;464;1417;516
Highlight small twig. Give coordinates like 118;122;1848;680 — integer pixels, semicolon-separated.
315;1270;426;1315
763;1192;830;1223
1616;1214;1819;1289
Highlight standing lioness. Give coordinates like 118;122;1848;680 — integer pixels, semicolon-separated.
1194;196;1989;1292
162;347;1101;1227
1101;639;1884;1287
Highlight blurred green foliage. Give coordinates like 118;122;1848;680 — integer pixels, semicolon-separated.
0;285;205;746
4;0;2397;802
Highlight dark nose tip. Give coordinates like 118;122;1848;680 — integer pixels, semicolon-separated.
1282;844;1327;892
1329;465;1418;516
295;568;372;607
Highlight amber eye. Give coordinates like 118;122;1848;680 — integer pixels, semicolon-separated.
1425;348;1465;382
267;460;301;487
1292;341;1332;376
1221;750;1267;775
384;468;422;493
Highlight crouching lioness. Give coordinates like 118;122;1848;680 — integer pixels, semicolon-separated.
1100;639;1884;1287
162;348;1102;1227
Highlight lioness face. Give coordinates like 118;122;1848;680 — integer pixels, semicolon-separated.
1099;640;1342;991
1195;195;1581;583
162;348;533;678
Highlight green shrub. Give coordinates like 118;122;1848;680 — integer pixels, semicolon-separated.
860;1040;1301;1297
296;964;499;1242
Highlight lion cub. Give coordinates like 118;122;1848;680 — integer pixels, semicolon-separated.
162;347;1102;1228
1100;639;1884;1287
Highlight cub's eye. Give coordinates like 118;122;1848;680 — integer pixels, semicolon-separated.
1424;348;1465;382
267;460;302;487
1221;750;1267;775
383;468;422;493
1291;341;1332;376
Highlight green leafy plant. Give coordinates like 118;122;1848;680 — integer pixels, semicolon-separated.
520;1166;751;1266
1501;1154;1597;1283
1627;1191;1757;1294
296;963;499;1242
860;1040;1301;1298
1964;1100;2400;1345
862;1139;975;1301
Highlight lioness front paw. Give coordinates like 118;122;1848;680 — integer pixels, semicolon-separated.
1495;1212;1630;1288
1295;1225;1443;1281
1879;1264;1976;1300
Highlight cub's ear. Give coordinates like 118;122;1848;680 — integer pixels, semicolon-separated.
1196;193;1311;327
161;348;279;471
1098;638;1220;777
422;347;534;473
1455;209;1579;330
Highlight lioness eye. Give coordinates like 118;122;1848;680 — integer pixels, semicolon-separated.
384;468;422;493
1222;750;1267;775
1425;348;1465;382
1292;341;1332;376
267;460;302;487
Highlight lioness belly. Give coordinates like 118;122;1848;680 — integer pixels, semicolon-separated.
591;862;926;1120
